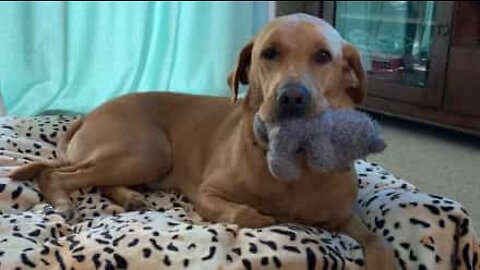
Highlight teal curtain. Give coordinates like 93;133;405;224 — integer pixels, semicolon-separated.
0;1;269;116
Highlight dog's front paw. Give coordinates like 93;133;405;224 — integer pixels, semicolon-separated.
364;236;397;270
55;200;75;221
124;195;151;212
234;205;275;228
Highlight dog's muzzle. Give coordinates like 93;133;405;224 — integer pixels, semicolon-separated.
276;82;312;120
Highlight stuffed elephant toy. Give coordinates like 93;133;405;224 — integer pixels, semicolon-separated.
253;109;387;181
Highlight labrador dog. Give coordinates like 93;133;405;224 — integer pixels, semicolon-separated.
10;13;396;269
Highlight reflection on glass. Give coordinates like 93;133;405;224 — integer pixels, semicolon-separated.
335;1;436;88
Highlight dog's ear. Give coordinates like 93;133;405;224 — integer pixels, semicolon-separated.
342;43;366;104
228;41;254;103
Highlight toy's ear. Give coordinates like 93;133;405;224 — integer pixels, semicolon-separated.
228;40;254;103
252;113;269;148
342;43;366;104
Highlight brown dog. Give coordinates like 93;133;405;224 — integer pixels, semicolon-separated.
10;13;396;269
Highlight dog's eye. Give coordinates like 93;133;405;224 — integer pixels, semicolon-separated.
314;49;332;64
261;47;279;60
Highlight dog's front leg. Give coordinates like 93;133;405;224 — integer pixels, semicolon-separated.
335;213;397;270
197;185;275;228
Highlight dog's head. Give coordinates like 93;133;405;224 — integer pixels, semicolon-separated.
228;13;365;123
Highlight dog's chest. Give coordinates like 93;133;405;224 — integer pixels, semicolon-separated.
250;172;358;226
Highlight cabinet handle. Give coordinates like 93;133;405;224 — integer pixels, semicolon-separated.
435;24;451;37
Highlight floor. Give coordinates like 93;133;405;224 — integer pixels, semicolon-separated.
366;113;480;232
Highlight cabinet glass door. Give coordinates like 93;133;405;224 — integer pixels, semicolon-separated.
327;1;452;106
336;1;434;88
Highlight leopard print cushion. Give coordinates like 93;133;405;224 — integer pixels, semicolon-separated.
0;115;478;269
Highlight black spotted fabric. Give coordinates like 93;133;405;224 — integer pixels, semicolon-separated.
0;115;478;270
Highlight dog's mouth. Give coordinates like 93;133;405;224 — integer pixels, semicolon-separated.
258;88;329;125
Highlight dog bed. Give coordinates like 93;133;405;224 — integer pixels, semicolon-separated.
0;115;478;270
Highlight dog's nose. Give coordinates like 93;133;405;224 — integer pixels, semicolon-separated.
276;83;311;119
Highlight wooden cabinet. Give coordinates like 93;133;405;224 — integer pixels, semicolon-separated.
277;1;480;136
444;1;480;118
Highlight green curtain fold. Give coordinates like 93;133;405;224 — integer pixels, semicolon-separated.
0;1;268;116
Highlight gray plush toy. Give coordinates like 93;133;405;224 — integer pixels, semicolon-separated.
253;109;386;181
